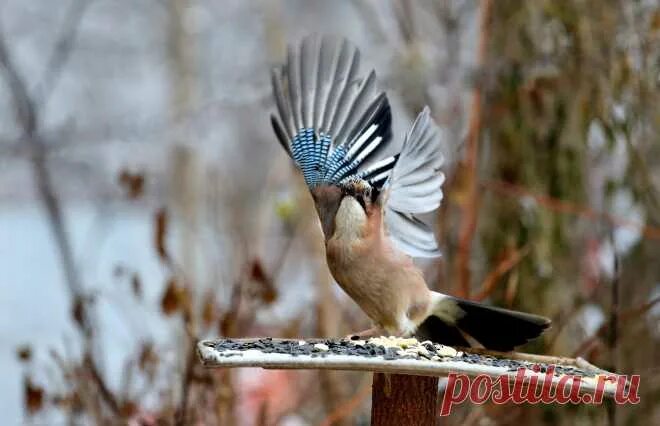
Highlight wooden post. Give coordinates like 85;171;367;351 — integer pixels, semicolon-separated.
371;373;439;426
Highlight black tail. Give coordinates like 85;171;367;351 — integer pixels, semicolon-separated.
415;296;551;352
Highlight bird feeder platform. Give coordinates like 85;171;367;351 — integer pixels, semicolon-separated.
197;337;626;425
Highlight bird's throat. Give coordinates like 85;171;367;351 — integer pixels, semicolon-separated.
332;196;367;242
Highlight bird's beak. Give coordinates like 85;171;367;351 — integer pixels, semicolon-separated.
311;186;343;240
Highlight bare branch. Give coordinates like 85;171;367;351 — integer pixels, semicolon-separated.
0;12;122;418
0;29;86;297
474;244;530;301
454;0;493;298
0;32;38;137
483;179;660;240
35;0;92;106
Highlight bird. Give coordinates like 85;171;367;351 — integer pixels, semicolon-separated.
269;35;550;351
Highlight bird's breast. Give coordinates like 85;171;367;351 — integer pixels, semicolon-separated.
326;208;403;331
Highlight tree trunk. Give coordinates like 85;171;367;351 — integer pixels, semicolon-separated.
371;373;439;426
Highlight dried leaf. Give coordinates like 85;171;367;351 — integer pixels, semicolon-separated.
219;280;243;337
250;260;267;283
138;342;159;382
161;277;181;315
219;313;237;338
71;296;86;329
52;392;82;411
120;400;138;418
131;273;142;299
16;345;32;362
118;170;145;199
154;208;170;263
181;286;193;321
113;264;127;278
138;342;157;369
250;259;277;304
24;378;44;414
201;293;216;328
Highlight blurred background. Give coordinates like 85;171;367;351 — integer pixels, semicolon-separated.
1;0;658;424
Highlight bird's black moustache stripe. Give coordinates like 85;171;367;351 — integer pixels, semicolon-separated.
354;194;366;210
370;186;380;204
340;188;367;211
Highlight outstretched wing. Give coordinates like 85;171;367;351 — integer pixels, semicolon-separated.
383;107;445;258
270;35;396;192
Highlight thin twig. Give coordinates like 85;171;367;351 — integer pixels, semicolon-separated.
35;0;92;106
454;0;493;298
483;179;660;240
84;354;121;416
1;21;92;339
0;6;85;309
0;16;121;418
271;218;303;281
607;232;619;426
474;244;530;301
572;296;660;358
176;334;197;426
546;298;589;351
319;377;371;426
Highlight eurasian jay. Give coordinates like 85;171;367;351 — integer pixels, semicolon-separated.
269;35;550;351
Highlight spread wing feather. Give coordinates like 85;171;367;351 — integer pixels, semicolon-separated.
384;107;445;257
386;210;441;258
320;39;358;135
270;35;395;190
270;36;446;258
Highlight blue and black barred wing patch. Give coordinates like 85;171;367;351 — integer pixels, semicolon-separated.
270;35;395;191
288;93;392;188
290;129;331;187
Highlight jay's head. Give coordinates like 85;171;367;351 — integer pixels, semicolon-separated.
311;179;380;240
339;177;380;211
